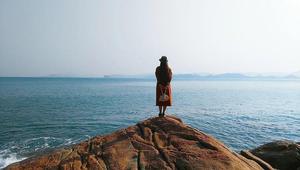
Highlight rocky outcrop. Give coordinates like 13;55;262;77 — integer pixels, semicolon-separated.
6;115;264;170
250;140;300;170
240;150;274;170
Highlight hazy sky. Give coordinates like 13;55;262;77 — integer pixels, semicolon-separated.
1;0;300;76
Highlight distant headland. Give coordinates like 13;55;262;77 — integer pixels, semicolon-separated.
102;71;300;80
2;71;300;80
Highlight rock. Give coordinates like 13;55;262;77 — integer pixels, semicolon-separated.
250;140;300;170
240;150;274;170
5;115;263;170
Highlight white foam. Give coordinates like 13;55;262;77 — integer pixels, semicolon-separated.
0;151;26;169
0;137;84;169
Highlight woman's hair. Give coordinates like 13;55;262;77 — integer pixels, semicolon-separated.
160;61;170;81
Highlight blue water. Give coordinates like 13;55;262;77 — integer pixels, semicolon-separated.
0;77;300;168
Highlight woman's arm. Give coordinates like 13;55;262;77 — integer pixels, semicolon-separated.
168;68;172;82
155;67;159;81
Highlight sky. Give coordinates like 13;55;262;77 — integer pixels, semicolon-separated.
0;0;300;77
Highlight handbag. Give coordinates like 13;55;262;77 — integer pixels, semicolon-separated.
159;85;170;102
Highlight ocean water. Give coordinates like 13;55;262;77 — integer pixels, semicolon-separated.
0;77;300;168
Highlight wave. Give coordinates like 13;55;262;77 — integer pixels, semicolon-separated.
0;136;90;169
0;149;26;169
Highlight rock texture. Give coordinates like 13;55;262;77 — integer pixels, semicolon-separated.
6;115;263;170
240;150;274;170
250;140;300;170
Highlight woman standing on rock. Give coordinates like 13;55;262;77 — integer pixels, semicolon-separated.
155;56;172;116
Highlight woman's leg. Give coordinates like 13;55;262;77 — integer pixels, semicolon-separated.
159;106;162;114
162;106;167;115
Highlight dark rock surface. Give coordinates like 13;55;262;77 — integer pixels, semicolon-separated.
250;140;300;170
6;115;263;170
240;150;274;170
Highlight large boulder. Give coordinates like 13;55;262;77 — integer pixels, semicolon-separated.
5;115;263;170
240;150;274;170
250;140;300;170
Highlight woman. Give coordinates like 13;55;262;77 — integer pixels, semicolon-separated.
155;56;172;116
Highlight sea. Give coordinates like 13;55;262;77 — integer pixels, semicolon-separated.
0;77;299;168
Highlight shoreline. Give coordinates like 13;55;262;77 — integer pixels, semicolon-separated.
2;116;271;169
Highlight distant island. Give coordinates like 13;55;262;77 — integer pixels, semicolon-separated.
102;71;300;80
4;71;299;80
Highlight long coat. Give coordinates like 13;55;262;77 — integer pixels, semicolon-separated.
155;66;172;106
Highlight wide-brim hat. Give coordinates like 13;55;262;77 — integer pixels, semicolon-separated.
159;56;168;62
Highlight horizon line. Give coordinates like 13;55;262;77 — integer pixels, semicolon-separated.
0;72;299;79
